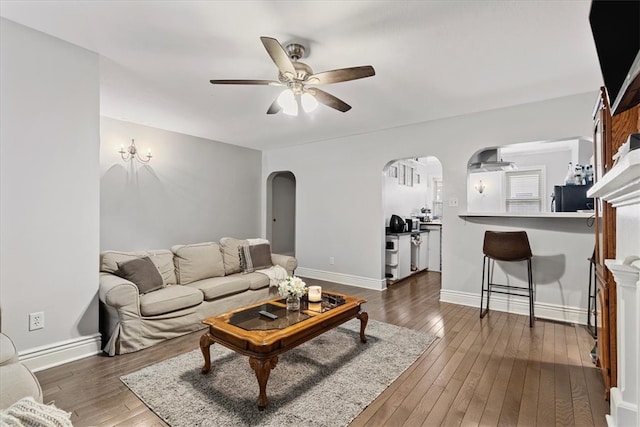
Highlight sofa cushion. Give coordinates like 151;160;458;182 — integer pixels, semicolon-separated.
115;257;164;294
239;243;273;273
219;237;248;275
139;285;203;316
186;276;250;300
171;242;225;285
101;250;177;286
242;272;270;290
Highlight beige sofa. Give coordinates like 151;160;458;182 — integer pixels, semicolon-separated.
99;238;297;356
0;333;43;409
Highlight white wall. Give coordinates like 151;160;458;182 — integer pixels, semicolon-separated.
263;92;597;322
467;171;504;212
100;117;262;250
0;19;100;358
422;157;443;216
384;159;431;225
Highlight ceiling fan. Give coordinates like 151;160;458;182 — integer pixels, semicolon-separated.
210;36;375;115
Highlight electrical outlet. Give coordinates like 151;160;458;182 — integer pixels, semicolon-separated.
447;197;459;207
329;256;335;265
29;312;44;331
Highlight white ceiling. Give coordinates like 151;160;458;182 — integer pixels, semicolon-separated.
0;1;603;151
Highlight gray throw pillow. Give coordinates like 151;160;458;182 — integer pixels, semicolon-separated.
116;256;164;294
239;243;273;273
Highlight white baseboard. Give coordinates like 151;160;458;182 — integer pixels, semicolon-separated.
18;334;102;372
439;289;588;325
296;267;386;291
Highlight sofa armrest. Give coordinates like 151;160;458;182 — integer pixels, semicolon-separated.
99;272;140;314
271;254;297;276
0;333;43;408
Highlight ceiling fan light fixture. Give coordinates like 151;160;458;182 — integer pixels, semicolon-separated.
301;92;318;113
210;36;375;115
277;89;298;116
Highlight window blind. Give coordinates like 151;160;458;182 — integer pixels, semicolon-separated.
506;170;542;213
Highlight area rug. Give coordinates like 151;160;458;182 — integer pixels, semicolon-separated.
121;319;437;427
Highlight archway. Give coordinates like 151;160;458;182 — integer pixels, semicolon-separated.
266;171;296;256
382;156;443;284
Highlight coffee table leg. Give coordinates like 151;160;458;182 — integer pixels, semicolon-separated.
249;356;279;410
200;333;215;374
357;311;369;343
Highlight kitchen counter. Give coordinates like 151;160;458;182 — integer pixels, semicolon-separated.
386;222;442;236
420;221;442;227
386;230;430;236
458;211;592;218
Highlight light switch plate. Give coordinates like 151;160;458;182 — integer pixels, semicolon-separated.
447;197;459;207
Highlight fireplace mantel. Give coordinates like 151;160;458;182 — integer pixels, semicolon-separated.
588;149;640;207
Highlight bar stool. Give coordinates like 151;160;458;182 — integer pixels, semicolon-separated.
480;230;534;327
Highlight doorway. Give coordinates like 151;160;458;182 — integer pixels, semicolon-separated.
382;156;443;284
267;171;296;256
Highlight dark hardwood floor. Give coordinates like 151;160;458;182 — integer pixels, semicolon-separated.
35;271;609;426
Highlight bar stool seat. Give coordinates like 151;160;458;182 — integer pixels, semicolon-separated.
480;230;534;327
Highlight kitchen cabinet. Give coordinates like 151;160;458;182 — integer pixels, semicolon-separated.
593;88;617;398
425;224;442;272
418;232;429;271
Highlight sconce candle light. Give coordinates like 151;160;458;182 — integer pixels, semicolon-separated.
119;139;152;164
475;180;486;194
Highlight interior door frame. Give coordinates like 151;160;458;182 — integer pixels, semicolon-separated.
266;171;296;256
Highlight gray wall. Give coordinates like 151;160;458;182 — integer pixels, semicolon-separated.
262;92;598;322
100;117;262;251
0;19;100;352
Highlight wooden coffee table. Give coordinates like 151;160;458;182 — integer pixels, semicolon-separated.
199;291;367;410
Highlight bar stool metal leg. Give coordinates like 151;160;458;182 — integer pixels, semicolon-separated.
481;255;491;319
527;258;534;327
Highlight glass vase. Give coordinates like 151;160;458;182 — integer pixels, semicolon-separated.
286;295;300;311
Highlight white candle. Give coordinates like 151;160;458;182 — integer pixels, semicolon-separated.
308;285;322;302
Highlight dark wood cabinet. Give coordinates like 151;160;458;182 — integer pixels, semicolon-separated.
593;88;616;398
592;87;640;399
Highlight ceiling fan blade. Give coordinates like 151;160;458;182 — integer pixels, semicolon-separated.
309;88;352;112
308;65;375;85
209;79;283;86
267;97;281;114
260;36;296;76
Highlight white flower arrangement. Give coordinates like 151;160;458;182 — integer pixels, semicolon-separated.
277;276;307;299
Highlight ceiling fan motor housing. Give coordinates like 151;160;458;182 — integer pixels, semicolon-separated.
285;43;306;61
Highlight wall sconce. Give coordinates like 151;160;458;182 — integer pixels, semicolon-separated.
119;139;152;164
475;180;486;194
